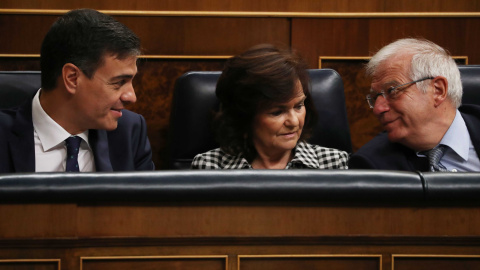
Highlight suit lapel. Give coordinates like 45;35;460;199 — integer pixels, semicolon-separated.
408;153;429;172
89;129;113;172
400;143;429;172
9;101;36;172
462;110;480;159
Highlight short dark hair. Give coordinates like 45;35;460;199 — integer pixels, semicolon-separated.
214;44;317;161
40;9;141;90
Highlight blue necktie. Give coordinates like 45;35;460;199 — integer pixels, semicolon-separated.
424;145;448;172
65;136;82;172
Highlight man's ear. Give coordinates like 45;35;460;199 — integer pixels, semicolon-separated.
432;76;449;107
62;63;80;94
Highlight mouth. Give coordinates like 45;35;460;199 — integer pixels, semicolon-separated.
280;131;299;138
110;108;123;117
380;118;399;130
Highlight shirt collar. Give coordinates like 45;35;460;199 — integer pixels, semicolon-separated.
220;151;252;169
439;110;471;161
289;141;320;169
222;141;319;169
32;89;90;151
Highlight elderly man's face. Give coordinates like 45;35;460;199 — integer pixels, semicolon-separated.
370;54;436;150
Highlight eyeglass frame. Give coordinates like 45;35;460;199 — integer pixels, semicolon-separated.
365;77;434;109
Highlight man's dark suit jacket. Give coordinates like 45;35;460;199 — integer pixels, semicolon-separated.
0;99;155;172
349;105;480;171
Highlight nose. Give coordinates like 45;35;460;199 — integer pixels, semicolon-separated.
121;83;137;104
372;95;389;116
285;110;299;127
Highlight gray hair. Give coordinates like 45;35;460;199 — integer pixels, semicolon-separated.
366;38;462;108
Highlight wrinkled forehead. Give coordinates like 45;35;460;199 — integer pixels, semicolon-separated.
372;53;413;83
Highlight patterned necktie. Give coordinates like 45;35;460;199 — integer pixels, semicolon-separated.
65;136;82;172
423;145;448;172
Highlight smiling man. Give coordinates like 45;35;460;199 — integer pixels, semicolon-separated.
0;9;154;172
349;38;480;172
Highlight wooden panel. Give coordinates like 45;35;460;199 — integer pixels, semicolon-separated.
292;18;480;68
393;255;480;270
0;259;60;270
367;18;470;62
320;59;378;152
238;255;380;270
75;204;480;238
130;59;226;168
292;18;370;68
1;0;480;12
120;17;290;56
0;14;290;56
384;1;480;12
0;57;40;71
0;15;57;54
0;202;480;270
0;204;76;238
81;256;226;270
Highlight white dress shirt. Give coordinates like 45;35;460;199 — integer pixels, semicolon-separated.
32;89;96;172
417;110;480;172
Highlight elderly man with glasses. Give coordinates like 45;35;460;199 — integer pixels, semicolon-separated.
349;38;480;172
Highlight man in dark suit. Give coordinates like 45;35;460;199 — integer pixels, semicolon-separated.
349;38;480;172
0;9;154;172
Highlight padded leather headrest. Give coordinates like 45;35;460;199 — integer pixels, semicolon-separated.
0;71;40;109
168;69;352;169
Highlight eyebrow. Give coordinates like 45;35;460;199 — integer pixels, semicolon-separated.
109;74;135;82
271;96;307;109
370;80;400;93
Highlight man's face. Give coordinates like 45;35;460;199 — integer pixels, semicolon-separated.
370;54;436;149
74;54;137;132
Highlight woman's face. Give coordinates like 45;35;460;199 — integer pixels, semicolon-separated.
251;80;306;157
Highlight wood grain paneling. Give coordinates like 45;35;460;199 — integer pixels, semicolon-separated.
75;204;480;237
0;204;77;238
0;14;290;56
292;18;480;68
384;1;480;12
320;59;378;152
81;256;226;270
129;59;226;168
1;202;480;270
393;255;480;270
1;0;480;12
367;18;470;61
0;15;57;54
0;260;60;270
292;18;370;68
238;255;380;270
124;17;290;56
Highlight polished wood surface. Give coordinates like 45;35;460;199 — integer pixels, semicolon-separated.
1;202;480;270
1;0;480;12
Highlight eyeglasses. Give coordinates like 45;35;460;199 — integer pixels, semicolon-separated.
366;77;434;109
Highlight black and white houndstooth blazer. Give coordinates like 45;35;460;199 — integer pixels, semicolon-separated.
191;141;349;169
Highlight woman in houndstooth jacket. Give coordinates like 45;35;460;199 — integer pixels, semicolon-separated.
191;44;348;170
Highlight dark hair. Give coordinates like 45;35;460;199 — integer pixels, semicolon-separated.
214;44;317;161
40;9;141;90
